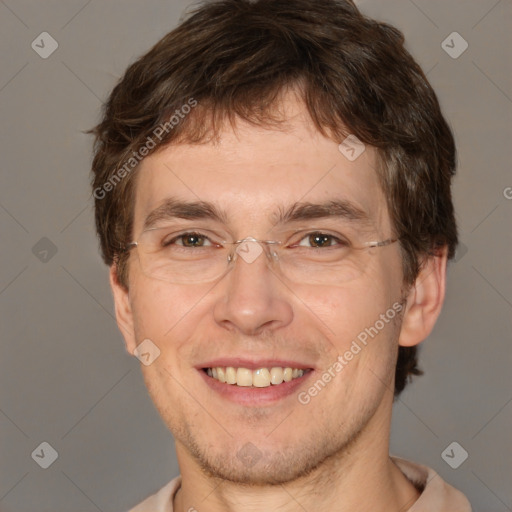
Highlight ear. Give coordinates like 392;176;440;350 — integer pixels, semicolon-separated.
398;246;448;347
109;264;137;355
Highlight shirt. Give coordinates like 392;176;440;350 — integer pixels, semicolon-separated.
127;456;472;511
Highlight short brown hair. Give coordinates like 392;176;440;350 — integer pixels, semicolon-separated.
90;0;458;396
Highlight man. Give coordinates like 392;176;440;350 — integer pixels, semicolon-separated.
90;0;472;510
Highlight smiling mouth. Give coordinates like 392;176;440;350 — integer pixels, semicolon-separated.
203;366;312;388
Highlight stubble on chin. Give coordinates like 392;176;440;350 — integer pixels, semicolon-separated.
174;397;378;487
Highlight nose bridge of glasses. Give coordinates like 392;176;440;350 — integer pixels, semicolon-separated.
227;237;279;265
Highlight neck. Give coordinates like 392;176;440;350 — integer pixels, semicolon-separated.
173;410;420;512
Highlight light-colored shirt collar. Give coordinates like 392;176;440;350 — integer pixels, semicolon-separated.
127;456;472;512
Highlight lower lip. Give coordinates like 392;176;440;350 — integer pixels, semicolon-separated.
199;369;314;406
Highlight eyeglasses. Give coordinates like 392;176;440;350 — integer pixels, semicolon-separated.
124;225;398;285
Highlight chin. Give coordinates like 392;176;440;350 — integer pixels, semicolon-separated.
185;430;360;487
201;451;322;486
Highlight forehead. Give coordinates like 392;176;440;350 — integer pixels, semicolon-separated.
132;96;390;235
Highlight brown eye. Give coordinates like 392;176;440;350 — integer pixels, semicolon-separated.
162;232;212;248
180;233;207;247
309;234;333;248
296;232;348;248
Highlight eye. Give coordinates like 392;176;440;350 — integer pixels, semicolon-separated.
296;232;349;248
163;232;214;248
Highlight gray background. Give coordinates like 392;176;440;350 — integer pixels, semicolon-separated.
0;0;511;510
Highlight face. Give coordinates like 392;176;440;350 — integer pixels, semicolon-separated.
115;95;408;485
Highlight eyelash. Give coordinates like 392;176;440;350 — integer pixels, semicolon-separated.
162;231;350;249
163;232;217;248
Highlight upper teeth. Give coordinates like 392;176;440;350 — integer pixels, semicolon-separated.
206;367;306;387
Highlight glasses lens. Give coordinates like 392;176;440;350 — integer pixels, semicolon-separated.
133;226;394;285
136;227;228;284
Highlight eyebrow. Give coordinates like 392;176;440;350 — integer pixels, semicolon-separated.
274;200;369;225
142;198;229;231
142;197;371;232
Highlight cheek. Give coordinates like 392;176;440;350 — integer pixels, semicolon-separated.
304;281;395;338
130;279;201;414
302;278;401;388
129;275;198;341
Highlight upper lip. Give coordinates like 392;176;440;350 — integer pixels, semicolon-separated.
197;358;315;371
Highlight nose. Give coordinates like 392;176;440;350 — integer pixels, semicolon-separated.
213;239;293;336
